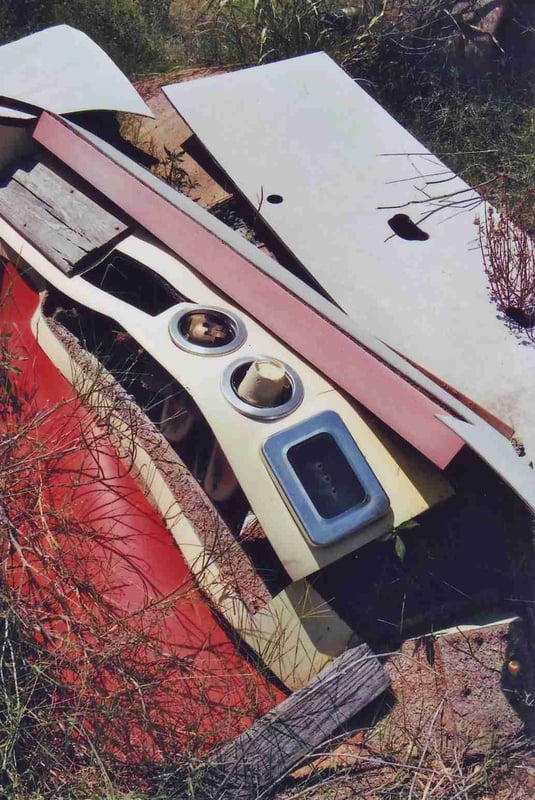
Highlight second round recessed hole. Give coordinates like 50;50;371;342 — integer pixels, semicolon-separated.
231;360;292;408
267;194;284;204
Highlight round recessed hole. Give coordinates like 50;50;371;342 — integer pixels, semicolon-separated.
230;359;293;408
267;194;284;205
169;304;247;356
221;356;304;420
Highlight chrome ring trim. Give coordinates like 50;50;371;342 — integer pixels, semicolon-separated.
168;303;247;356
221;355;304;420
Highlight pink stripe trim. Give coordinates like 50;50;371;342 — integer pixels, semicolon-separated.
33;112;463;469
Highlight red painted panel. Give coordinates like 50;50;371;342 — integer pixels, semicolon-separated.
32;113;464;469
0;262;283;760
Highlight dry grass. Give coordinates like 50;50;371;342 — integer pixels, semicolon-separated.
2;5;535;795
275;740;535;800
478;196;535;340
0;280;278;798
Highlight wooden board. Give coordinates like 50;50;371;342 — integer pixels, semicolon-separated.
195;643;389;799
0;155;131;274
163;53;535;465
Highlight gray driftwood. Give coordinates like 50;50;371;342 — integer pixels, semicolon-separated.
0;154;131;274
196;643;389;800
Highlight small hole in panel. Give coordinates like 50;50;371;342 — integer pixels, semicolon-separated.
267;194;284;205
388;213;429;241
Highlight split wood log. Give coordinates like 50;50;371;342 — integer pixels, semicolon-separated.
196;642;389;800
0;154;130;274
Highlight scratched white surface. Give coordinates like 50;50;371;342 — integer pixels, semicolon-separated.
0;25;153;119
164;53;535;463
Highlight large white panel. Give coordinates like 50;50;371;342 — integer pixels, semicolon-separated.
164;53;535;462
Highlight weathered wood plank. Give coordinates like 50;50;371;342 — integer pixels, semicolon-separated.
0;155;131;274
195;643;389;799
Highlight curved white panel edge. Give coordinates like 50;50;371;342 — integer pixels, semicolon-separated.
0;107;32;120
0;25;153;119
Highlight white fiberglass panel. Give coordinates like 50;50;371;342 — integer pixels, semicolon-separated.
164;53;535;462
